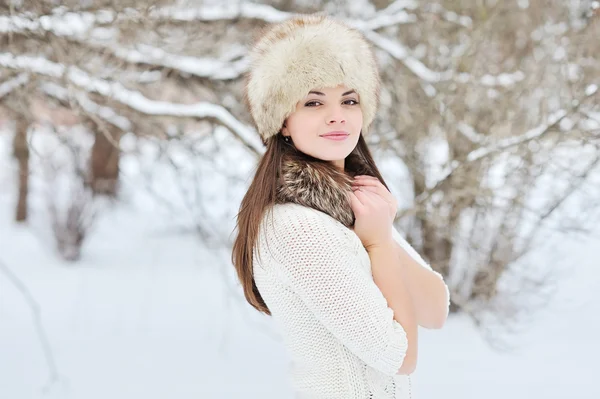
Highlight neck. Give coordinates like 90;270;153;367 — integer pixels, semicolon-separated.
330;158;345;171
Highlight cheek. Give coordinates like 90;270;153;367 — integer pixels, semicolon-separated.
289;114;319;136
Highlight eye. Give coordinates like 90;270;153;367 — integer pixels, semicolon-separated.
344;99;359;105
305;101;321;107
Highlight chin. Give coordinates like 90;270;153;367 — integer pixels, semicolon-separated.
298;140;355;160
314;148;353;162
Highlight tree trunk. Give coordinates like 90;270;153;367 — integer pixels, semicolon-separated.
90;126;121;196
12;119;29;222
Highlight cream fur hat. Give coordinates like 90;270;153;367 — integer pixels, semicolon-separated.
244;14;381;144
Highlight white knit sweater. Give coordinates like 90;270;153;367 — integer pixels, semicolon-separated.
253;203;450;399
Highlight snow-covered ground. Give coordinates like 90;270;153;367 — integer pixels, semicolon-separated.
1;126;599;399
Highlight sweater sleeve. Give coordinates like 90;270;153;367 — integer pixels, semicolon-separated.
391;225;451;316
391;225;432;271
262;205;409;376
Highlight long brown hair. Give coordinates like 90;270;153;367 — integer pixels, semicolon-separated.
231;131;391;315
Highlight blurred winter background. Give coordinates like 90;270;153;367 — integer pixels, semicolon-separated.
1;0;599;398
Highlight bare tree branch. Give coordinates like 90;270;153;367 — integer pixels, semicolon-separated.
0;52;264;155
0;258;61;392
0;72;29;99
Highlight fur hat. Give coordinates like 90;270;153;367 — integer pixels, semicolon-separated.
244;14;381;144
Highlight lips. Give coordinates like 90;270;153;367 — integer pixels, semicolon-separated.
320;131;349;141
320;131;349;137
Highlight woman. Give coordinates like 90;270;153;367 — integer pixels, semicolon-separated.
232;15;450;399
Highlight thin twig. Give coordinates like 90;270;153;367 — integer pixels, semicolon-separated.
0;258;62;392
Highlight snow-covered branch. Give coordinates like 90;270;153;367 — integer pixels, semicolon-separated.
585;83;598;96
40;81;132;132
1;9;253;80
0;72;29;99
457;122;487;144
456;71;527;88
377;0;419;14
0;4;428;82
0;9;105;36
147;3;292;23
584;111;600;125
0;52;264;155
362;29;453;83
465;109;568;163
99;42;250;80
415;86;597;203
351;9;416;31
422;3;473;28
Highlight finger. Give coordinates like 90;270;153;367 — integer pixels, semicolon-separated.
354;185;381;195
348;189;366;210
362;189;391;209
358;188;382;204
354;175;380;184
354;188;377;206
353;183;392;203
353;178;388;190
355;186;387;203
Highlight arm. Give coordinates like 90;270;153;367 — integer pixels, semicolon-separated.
391;226;450;329
264;205;411;376
367;240;418;375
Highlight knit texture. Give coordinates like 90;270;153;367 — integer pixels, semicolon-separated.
253;203;450;398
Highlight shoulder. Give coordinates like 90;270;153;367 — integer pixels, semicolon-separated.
257;204;359;279
263;203;336;231
259;203;352;249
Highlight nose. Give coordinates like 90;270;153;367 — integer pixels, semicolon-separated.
326;103;346;125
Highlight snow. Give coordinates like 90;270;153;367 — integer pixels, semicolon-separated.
0;53;63;77
363;30;452;84
108;43;250;80
40;82;132;132
480;71;525;87
1;3;598;396
457;122;486;144
149;3;291;23
0;52;264;155
0;4;291;36
417;108;573;201
2;9;250;81
0;73;29;99
1;121;599;399
423;3;473;28
0;11;97;36
355;10;416;31
583;112;600;129
380;0;419;12
466;109;568;163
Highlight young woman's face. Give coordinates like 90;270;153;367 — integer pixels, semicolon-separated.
282;84;363;170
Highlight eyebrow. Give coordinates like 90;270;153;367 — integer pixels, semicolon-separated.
308;90;356;96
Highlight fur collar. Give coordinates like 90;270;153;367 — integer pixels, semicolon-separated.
275;151;373;227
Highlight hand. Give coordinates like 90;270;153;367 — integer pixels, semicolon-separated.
351;175;398;221
348;184;394;251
